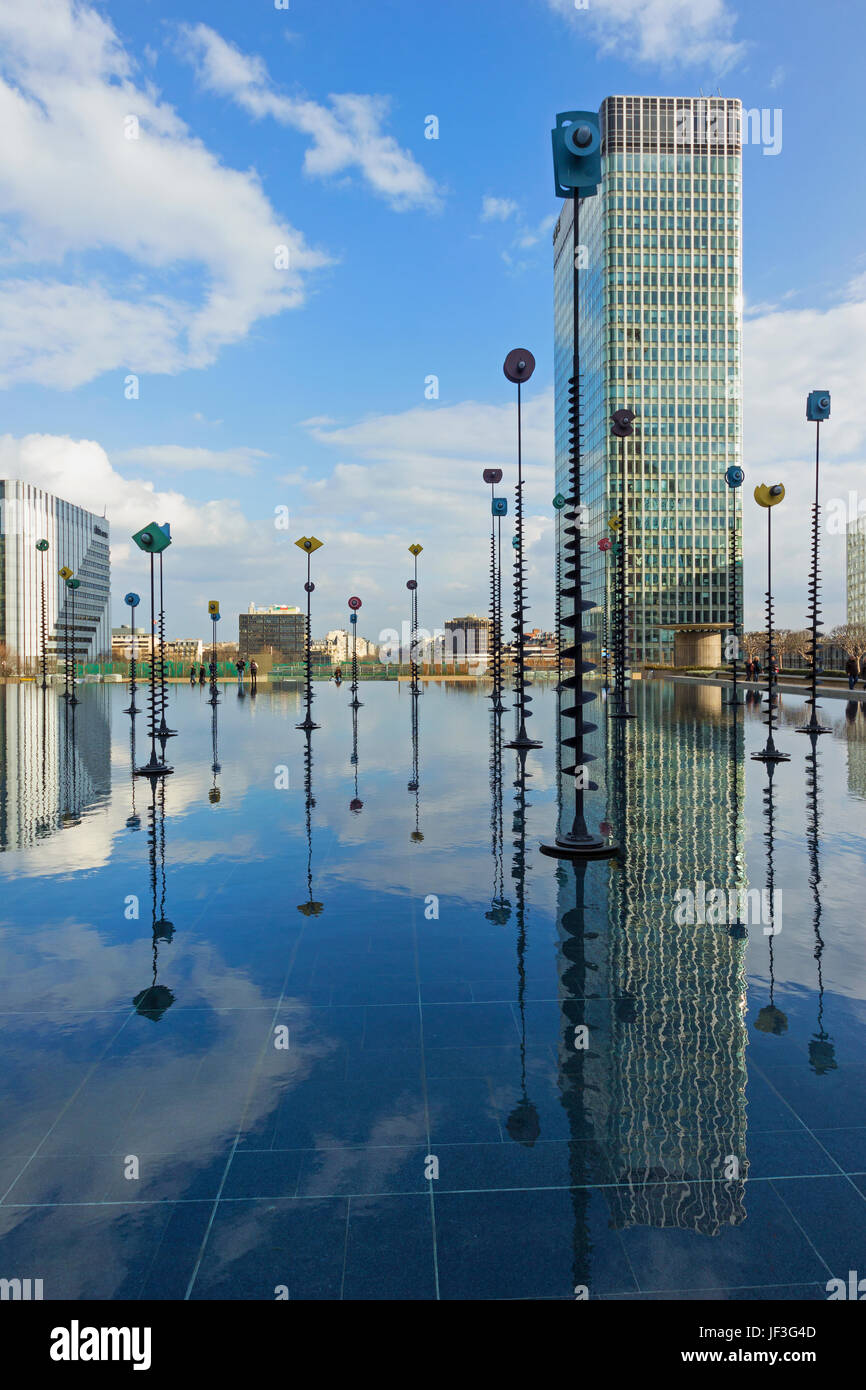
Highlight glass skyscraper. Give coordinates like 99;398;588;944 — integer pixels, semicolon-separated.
0;481;111;672
554;95;744;665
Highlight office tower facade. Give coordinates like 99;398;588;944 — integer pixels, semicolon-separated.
554;95;744;665
0;481;111;671
847;514;866;625
238;604;305;662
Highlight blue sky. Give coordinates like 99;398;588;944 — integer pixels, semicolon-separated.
1;0;864;640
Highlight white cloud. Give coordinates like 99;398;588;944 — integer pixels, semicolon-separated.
114;445;270;476
481;196;519;222
0;0;330;388
545;0;746;71
177;23;441;213
742;279;866;629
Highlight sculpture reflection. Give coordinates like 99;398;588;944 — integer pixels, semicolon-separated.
505;747;540;1146
133;773;175;1021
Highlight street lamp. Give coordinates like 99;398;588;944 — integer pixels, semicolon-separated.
295;536;323;731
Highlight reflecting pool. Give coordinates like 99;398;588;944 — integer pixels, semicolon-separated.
1;677;865;1300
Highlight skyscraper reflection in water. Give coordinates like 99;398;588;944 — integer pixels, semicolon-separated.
554;681;749;1253
0;683;110;849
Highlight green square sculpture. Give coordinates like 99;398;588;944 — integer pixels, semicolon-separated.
132;522;172;554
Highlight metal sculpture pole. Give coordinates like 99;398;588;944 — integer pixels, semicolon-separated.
65;577;80;708
798;390;832;735
348;596;362;709
752;485;790;764
124;591;141;714
408;543;423;694
597;537;612;689
485;470;507;712
722;464;744;708
131;522;173;777
157;539;176;739
208;613;220;706
610;414;636;720
57;565;73;701
553;493;567;690
504;348;541;750
36;539;49;689
541;121;616;857
295;536;323;731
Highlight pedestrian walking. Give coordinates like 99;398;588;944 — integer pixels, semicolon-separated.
250;659;258;692
236;657;246;689
199;665;207;686
189;663;196;685
753;656;762;679
846;655;859;691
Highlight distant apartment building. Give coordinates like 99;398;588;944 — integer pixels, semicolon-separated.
0;481;111;671
238;603;305;662
848;515;866;625
112;627;203;665
322;628;378;663
444;614;492;659
554;94;744;664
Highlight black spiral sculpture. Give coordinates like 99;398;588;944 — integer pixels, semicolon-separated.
541;201;615;858
503;350;541;750
722;524;742;707
610;415;636;720
797;394;832;734
752;487;790;764
156;554;176;741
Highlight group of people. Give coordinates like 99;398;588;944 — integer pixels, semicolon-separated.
744;655;768;680
743;653;866;691
187;658;258;690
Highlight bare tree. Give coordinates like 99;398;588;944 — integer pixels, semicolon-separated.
779;628;822;667
829;623;866;663
0;644;19;676
742;631;766;662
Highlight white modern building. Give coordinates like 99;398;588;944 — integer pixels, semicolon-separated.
322;628;378;662
847;515;866;625
554;95;744;664
0;481;111;672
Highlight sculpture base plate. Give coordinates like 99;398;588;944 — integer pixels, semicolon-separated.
751;750;791;763
795;724;831;735
540;834;618;860
506;738;543;750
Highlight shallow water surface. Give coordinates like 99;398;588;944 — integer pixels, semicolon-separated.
0;677;864;1300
